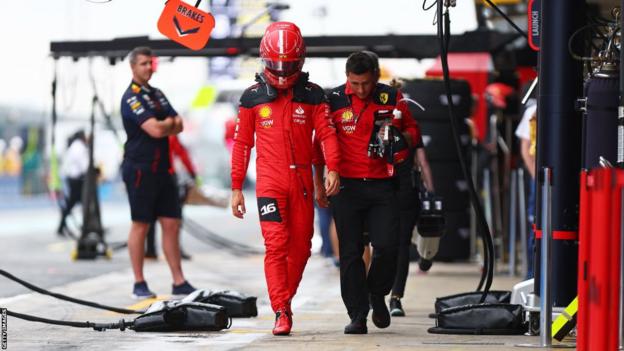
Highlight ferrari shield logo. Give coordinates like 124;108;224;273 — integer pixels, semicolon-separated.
379;92;389;104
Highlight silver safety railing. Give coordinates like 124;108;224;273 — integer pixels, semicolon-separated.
509;170;518;276
518;168;528;279
540;167;553;347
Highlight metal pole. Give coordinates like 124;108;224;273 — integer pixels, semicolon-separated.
534;0;583;307
540;167;552;347
518;168;528;278
484;169;493;238
470;139;479;260
509;169;518;276
490;114;503;273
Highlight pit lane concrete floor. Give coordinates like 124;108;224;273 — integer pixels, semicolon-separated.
0;200;574;350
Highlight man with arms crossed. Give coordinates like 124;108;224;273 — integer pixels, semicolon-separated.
120;46;195;299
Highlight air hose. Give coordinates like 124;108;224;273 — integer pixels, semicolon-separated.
183;218;263;255
436;0;495;300
0;269;141;314
1;269;231;332
6;309;132;331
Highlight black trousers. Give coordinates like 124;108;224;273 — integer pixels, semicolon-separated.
145;176;187;255
391;169;421;297
331;178;399;319
58;176;84;232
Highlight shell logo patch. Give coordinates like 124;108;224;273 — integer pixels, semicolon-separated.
131;84;141;94
379;92;389;104
341;110;354;122
259;105;272;119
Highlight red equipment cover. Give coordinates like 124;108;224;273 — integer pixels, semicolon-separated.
577;168;622;351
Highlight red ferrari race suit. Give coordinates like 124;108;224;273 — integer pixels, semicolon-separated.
231;73;340;312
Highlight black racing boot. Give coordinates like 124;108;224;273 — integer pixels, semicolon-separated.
389;297;405;317
370;294;391;328
344;314;367;334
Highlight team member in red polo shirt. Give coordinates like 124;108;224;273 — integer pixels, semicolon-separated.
315;51;421;334
230;22;340;336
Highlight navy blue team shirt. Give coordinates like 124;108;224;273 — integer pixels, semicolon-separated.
120;81;178;173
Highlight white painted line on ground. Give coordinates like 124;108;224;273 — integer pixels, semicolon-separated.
0;293;32;306
206;332;267;345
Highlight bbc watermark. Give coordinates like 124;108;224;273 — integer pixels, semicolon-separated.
1;308;6;350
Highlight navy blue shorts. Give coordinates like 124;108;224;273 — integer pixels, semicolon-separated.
122;164;181;223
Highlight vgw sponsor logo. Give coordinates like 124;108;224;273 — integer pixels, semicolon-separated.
260;119;274;129
342;124;356;134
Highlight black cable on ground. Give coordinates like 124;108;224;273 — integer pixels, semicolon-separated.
437;1;495;300
0;269;142;315
6;309;131;331
108;241;128;251
183;218;263;255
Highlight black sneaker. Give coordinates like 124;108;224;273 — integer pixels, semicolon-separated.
389;297;405;317
56;224;66;237
370;294;391;328
172;281;196;296
180;250;192;261
344;315;367;334
419;258;433;272
132;281;156;299
144;252;158;260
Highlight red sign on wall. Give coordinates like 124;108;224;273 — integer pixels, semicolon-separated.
158;0;215;51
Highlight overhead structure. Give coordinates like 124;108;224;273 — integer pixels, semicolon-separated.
49;31;526;60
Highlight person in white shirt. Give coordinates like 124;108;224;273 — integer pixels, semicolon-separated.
57;130;89;236
515;101;537;279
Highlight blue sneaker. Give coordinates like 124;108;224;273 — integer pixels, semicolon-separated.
132;281;156;299
172;281;196;296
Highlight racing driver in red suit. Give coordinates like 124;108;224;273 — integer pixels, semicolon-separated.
230;22;341;336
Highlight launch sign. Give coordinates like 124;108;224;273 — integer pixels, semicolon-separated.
158;0;215;51
528;0;540;51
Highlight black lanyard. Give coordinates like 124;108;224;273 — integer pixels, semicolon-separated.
348;95;370;125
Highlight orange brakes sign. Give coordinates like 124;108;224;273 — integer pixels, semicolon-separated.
158;0;215;51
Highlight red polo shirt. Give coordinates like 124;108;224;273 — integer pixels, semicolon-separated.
320;81;421;179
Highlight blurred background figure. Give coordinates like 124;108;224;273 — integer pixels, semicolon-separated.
56;130;88;237
0;139;6;175
315;204;335;263
224;117;236;154
515;100;537;280
5;136;23;177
